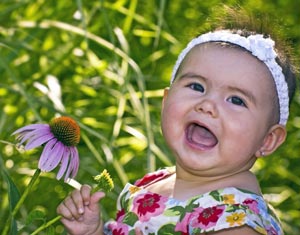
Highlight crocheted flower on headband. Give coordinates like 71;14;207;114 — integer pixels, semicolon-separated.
247;35;276;62
12;116;80;181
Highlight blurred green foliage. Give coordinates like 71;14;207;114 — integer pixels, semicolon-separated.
0;0;299;234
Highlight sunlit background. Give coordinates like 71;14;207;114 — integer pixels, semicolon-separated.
0;0;299;234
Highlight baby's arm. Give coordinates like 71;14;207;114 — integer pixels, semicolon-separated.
56;185;105;235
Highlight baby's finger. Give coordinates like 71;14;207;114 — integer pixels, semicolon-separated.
80;184;92;206
63;197;80;219
89;191;106;212
56;202;74;220
70;189;86;216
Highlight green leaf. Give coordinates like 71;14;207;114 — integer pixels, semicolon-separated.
2;168;20;212
122;212;138;226
25;209;46;225
1;164;20;235
209;190;222;202
129;230;136;235
164;206;185;216
185;200;200;213
120;192;130;210
10;219;18;235
157;223;181;235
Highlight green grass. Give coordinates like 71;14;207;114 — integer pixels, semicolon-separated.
0;0;299;234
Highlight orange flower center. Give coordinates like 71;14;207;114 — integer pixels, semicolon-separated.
49;116;80;146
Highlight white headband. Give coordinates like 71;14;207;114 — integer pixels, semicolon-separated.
171;30;289;125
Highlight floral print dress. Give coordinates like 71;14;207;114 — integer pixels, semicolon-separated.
104;167;283;235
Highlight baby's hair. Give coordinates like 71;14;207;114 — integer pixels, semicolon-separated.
208;5;298;105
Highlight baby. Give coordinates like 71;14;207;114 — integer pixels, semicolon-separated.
57;29;297;235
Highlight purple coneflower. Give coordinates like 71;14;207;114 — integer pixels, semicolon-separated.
12;116;80;181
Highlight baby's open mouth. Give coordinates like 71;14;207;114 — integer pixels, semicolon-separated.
186;123;218;148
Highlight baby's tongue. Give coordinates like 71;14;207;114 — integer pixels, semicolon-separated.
188;124;217;147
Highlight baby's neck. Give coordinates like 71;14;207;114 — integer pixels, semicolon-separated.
172;169;261;200
143;167;261;201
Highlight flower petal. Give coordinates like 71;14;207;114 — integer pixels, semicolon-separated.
38;138;57;170
14;126;51;145
25;133;54;150
64;147;79;181
64;150;73;181
44;141;65;172
70;147;79;179
14;130;38;144
56;148;70;180
12;124;49;135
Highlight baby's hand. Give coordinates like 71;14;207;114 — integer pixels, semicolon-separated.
56;184;105;235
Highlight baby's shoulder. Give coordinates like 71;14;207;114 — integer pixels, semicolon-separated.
187;187;282;234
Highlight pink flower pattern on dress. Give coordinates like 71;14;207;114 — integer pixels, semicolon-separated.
132;192;168;222
116;208;126;222
243;198;260;214
267;226;278;235
134;170;168;187
175;212;192;233
108;222;129;235
190;206;225;229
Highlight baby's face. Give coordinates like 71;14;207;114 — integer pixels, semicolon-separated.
161;43;277;177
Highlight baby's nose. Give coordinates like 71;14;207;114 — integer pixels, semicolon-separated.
195;98;218;118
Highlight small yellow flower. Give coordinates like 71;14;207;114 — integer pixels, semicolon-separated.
226;212;246;226
223;194;235;204
129;185;140;195
93;169;114;192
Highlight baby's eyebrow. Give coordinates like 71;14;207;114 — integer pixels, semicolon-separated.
178;72;207;81
227;86;257;105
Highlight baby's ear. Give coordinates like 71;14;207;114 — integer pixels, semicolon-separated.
255;125;287;157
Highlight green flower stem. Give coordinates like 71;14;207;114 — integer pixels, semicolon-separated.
91;185;101;194
2;168;42;235
30;215;62;235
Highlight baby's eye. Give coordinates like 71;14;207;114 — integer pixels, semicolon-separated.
188;83;204;93
228;96;247;107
